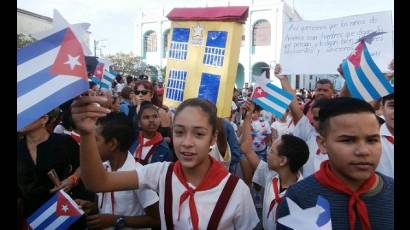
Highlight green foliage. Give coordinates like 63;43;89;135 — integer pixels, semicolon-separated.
17;33;35;49
106;52;149;77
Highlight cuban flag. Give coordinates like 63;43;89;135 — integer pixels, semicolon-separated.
341;32;393;102
27;190;84;230
17;12;89;131
100;69;117;89
252;72;293;118
316;195;332;230
92;62;105;84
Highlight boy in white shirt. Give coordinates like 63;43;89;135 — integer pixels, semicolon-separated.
376;93;394;178
274;64;330;177
88;112;160;230
240;102;309;230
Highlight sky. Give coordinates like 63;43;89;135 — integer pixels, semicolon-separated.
17;0;394;55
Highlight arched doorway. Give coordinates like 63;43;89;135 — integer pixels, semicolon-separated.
235;63;244;89
251;62;269;84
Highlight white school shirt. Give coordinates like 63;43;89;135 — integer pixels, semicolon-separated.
271;117;294;139
139;138;154;162
98;153;159;230
292;115;328;177
252;161;303;230
376;123;394;178
136;162;260;230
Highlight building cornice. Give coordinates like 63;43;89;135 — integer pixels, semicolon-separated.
17;8;53;22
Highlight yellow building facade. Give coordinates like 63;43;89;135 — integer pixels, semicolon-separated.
163;6;248;117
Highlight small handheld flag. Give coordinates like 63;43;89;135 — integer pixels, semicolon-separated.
100;69;117;89
342;32;393;102
17;10;89;131
27;190;84;230
252;72;293;118
91;62;105;84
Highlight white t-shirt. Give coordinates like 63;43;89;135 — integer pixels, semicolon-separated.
271;118;294;140
260;110;274;125
251;118;272;152
136;162;260;230
292;115;328;177
98;153;159;230
115;83;125;94
376;123;394;178
252;161;303;230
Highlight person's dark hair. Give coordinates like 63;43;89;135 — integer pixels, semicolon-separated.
174;98;217;134
89;81;97;89
138;75;149;80
382;93;394;105
137;101;159;121
312;98;331;109
115;74;123;82
126;75;133;85
318;97;378;136
96;112;134;152
44;108;61;133
121;86;134;100
277;134;309;173
253;103;262;112
134;80;161;106
315;79;334;91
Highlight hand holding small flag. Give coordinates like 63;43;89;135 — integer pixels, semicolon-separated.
27;190;85;230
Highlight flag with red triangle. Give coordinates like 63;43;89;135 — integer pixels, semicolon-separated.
27;190;84;230
17;10;89;131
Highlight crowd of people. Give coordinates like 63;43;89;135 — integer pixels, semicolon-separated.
17;62;394;229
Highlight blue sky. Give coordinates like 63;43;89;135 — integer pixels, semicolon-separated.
17;0;393;55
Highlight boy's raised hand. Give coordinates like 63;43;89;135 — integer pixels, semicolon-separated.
274;64;286;80
71;91;111;135
337;62;344;78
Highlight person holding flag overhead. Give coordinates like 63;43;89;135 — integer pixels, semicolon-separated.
274;64;330;177
240;100;309;230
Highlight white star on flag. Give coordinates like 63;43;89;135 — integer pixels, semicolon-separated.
64;55;82;70
256;88;263;94
277;197;324;230
350;49;358;58
61;204;69;213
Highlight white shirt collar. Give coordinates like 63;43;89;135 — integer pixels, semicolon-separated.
380;123;393;137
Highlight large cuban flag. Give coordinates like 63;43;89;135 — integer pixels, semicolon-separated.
27;190;84;230
341;32;393;102
252;71;293;118
17;10;89;131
